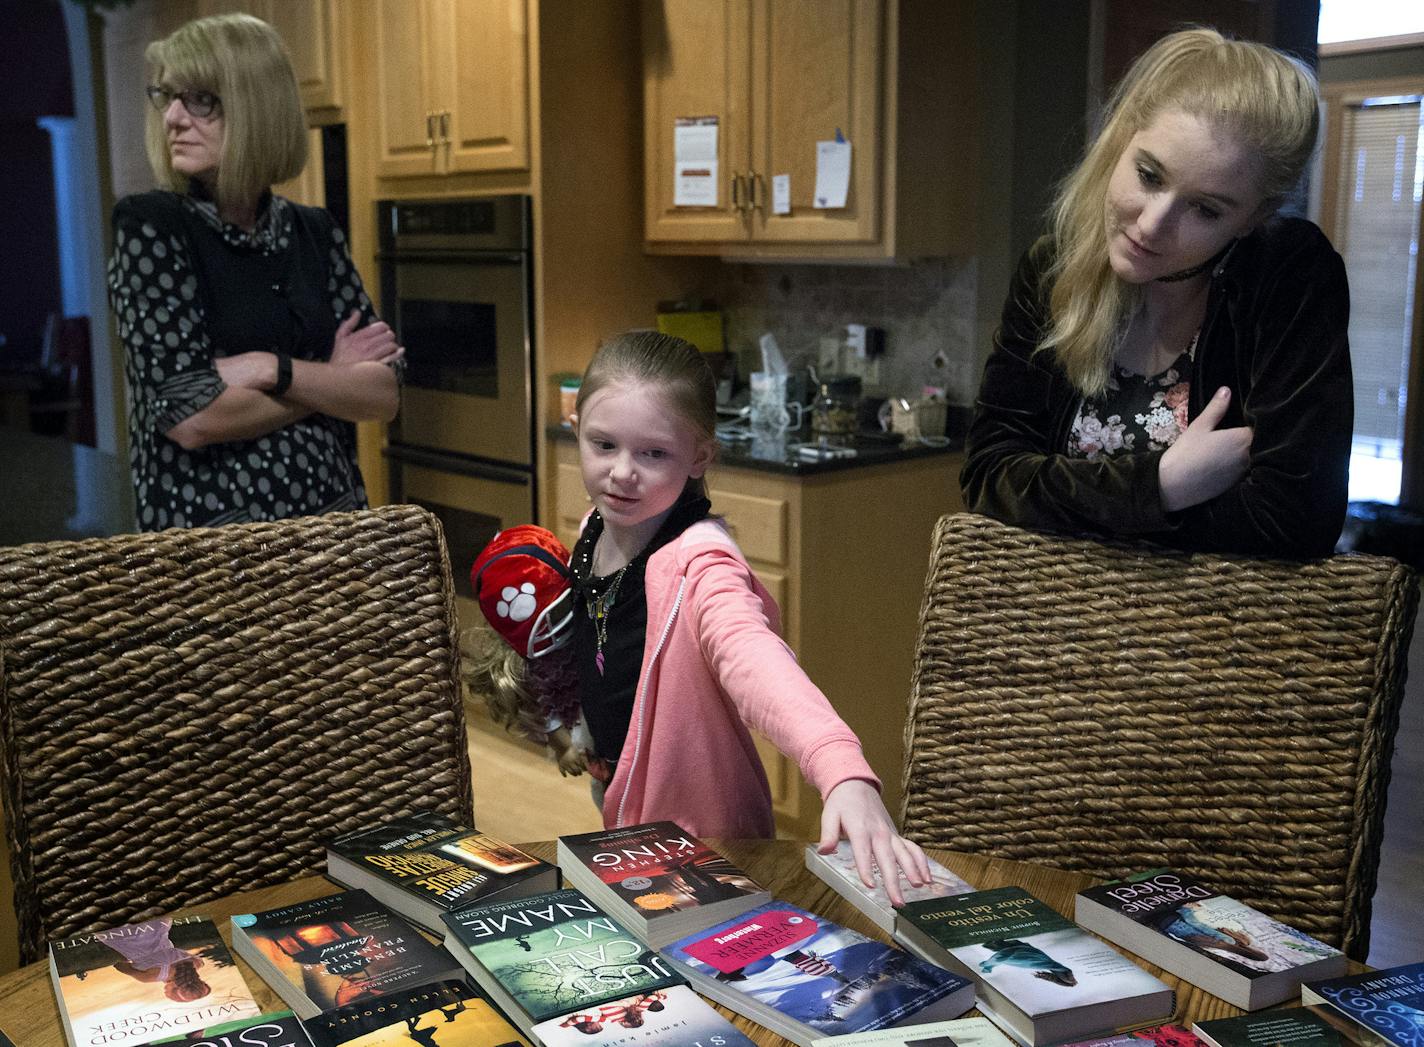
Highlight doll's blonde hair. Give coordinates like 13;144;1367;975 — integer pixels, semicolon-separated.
1042;27;1320;397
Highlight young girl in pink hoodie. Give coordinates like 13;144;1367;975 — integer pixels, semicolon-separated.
564;330;930;901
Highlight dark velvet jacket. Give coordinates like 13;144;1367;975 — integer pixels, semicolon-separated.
960;216;1353;560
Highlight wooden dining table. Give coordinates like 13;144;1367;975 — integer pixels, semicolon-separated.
0;840;1363;1046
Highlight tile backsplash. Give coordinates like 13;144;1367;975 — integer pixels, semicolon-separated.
716;256;980;405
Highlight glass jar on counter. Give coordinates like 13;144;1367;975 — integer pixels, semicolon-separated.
812;375;862;439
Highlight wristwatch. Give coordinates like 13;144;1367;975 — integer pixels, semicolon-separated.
271;352;293;397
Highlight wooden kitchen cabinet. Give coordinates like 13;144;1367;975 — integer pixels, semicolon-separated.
186;0;343;115
643;0;977;260
553;438;962;838
368;0;530;180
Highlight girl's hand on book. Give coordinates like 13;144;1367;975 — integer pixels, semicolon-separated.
818;780;933;906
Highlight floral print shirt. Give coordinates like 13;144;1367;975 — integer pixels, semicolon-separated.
1067;348;1194;461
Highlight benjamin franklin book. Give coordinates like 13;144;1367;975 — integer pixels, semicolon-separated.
895;886;1174;1047
48;914;262;1047
1303;963;1424;1047
440;887;684;1038
663;900;974;1047
1076;870;1346;1009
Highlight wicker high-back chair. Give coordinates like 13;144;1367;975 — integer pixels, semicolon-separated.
901;513;1419;962
0;505;474;964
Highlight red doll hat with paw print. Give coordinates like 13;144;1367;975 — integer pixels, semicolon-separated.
470;525;575;659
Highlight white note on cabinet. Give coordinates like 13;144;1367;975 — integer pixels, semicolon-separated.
674;116;719;207
813;139;851;209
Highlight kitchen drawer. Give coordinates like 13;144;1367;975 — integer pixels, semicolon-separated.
708;488;788;566
555;462;589;531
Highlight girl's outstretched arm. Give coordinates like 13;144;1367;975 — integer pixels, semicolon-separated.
818;779;932;906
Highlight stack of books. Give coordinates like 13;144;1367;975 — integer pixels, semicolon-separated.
894;886;1175;1046
557;821;771;948
1075;870;1347;1010
326;810;560;933
803;840;976;934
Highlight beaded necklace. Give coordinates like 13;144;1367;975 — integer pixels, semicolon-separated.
588;562;629;676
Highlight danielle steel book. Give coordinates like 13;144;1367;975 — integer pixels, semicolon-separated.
327;810;558;933
894;886;1174;1047
803;842;975;935
301;979;530;1047
1302;962;1424;1047
557;821;770;947
1075;870;1346;1010
440;887;684;1039
809;1014;1019;1046
663;900;975;1047
531;984;757;1047
1192;1006;1400;1047
48;914;262;1047
149;1010;312;1046
229;889;466;1020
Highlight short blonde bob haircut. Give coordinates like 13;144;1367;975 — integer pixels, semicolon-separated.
1041;28;1320;397
144;13;306;208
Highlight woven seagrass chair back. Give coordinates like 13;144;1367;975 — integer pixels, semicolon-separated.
0;505;474;964
901;513;1419;961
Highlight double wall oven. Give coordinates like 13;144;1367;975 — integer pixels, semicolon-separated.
379;196;536;610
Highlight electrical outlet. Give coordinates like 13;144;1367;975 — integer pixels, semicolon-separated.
818;337;843;375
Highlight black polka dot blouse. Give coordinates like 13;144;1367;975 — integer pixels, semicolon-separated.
108;186;397;531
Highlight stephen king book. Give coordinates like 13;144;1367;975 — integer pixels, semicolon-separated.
557;822;769;948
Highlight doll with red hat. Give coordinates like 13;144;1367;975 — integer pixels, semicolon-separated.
461;526;607;780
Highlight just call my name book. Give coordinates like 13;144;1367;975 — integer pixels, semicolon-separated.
440;887;684;1039
557;822;770;947
300;979;531;1047
663;900;975;1047
894;887;1174;1047
229;889;466;1020
327;810;558;933
1075;870;1346;1010
48;914;262;1047
1302;963;1424;1047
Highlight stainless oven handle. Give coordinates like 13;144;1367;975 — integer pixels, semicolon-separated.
374;251;526;265
385;444;532;486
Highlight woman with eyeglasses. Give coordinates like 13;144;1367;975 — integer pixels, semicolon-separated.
961;29;1351;559
108;14;402;531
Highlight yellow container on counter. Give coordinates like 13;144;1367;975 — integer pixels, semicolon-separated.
656;309;724;355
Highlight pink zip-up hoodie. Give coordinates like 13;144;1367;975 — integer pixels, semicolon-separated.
602;517;880;837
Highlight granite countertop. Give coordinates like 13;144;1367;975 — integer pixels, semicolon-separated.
550;421;961;476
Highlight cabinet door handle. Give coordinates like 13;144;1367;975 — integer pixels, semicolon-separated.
439;109;450;144
731;172;743;211
425;111;436;151
749;171;763;212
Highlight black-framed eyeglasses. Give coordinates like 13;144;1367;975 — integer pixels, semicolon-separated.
146;85;221;119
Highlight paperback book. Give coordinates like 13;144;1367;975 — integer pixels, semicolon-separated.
150;1010;313;1045
328;811;558;933
530;984;757;1047
1058;1026;1210;1047
440;887;684;1038
557;822;770;947
895;886;1174;1047
663;900;975;1047
803;842;976;934
808;1014;1018;1046
1075;870;1346;1010
301;979;530;1047
1193;1006;1400;1047
48;914;263;1047
229;889;466;1019
1303;963;1424;1047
